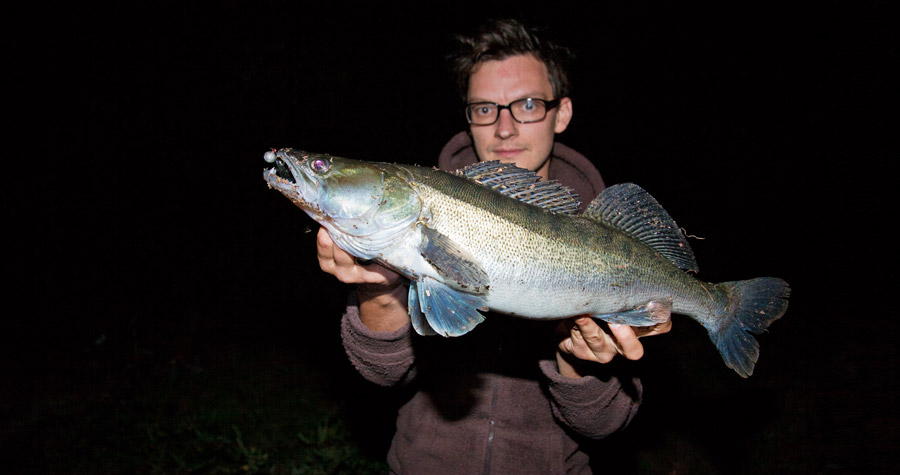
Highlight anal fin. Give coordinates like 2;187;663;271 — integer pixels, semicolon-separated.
593;299;672;327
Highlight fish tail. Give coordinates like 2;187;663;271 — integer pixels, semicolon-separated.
707;277;791;377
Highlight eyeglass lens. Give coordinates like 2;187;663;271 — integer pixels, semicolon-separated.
466;98;551;125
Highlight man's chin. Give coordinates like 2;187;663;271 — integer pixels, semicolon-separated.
490;152;528;167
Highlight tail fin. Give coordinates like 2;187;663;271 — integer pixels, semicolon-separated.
709;277;791;377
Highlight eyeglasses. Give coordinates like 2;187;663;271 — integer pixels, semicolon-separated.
465;98;561;125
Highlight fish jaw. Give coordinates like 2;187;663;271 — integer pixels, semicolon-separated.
263;148;325;221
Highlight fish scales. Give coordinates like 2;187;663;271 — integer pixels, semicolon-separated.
405;164;698;318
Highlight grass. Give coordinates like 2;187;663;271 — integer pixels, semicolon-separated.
2;322;391;475
2;292;884;474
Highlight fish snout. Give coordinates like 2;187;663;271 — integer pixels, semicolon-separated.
264;149;299;183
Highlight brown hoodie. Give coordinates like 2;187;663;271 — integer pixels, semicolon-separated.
340;133;639;474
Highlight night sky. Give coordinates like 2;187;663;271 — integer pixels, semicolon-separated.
7;0;895;472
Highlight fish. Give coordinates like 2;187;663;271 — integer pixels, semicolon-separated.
263;148;790;377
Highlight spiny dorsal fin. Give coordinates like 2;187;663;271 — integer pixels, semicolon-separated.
584;183;698;272
457;161;581;215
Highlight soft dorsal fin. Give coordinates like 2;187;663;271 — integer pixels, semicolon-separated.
584;183;698;272
457;161;581;215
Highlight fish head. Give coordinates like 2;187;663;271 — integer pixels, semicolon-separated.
264;148;422;256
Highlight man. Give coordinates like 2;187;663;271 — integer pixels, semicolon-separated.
317;19;671;473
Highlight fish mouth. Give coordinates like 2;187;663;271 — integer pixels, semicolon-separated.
263;148;318;211
272;155;294;181
264;148;307;184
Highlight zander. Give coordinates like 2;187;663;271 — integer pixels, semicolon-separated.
264;148;790;377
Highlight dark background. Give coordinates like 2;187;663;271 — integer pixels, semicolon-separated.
6;0;895;473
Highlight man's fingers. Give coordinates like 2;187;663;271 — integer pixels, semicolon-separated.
608;324;644;360
569;318;618;363
317;227;388;284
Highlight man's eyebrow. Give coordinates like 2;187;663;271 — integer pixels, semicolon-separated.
467;93;551;103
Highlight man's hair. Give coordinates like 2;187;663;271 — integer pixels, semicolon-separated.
449;18;573;103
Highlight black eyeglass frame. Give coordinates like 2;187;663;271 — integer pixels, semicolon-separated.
464;98;561;125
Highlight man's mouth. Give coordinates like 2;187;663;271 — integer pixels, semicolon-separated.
492;148;524;159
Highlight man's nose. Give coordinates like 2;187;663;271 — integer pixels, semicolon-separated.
495;108;518;139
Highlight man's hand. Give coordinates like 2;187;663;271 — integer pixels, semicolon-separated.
556;316;673;378
317;227;401;286
316;227;409;332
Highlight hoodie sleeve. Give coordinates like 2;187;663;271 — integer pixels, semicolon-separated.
538;360;642;439
340;295;417;387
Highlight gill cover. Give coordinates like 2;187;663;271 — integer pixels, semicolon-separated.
270;149;423;258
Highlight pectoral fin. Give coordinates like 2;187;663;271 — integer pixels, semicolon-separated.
419;226;490;294
593;299;673;327
409;276;485;337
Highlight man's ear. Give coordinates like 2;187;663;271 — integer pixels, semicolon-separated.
554;97;573;133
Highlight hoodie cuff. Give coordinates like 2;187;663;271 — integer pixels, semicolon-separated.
340;299;416;386
539;359;642;439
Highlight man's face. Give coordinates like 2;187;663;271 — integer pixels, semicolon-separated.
467;54;572;180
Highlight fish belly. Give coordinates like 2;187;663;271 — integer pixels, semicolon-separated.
481;275;653;319
477;237;699;321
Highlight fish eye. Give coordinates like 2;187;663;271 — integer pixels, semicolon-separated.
309;157;331;174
